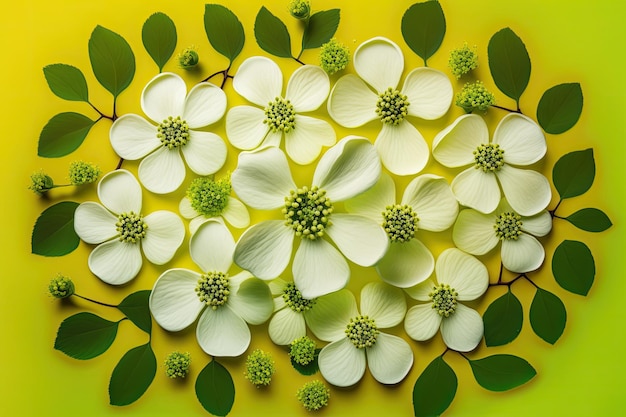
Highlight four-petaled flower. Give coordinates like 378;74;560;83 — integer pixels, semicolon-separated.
267;278;320;346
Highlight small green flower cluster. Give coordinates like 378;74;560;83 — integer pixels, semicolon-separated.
29;171;54;195
345;315;379;349
456;81;496;113
448;43;478;79
245;349;275;387
430;283;458;317
48;274;75;299
187;175;232;217
297;380;330;411
177;46;199;69
290;336;316;366
319;38;350;75
288;0;310;20
165;351;191;379
69;161;101;186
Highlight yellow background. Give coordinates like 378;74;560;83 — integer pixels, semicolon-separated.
2;0;624;416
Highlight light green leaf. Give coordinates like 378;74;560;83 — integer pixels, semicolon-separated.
469;354;536;392
142;12;177;72
552;148;595;199
483;290;523;347
565;208;612;232
302;9;340;50
413;356;457;417
109;343;156;406
43;64;89;102
117;290;152;334
204;4;245;63
530;288;567;344
537;83;583;134
254;6;292;58
38;112;96;158
31;201;80;257
196;360;235;417
552;240;595;296
88;25;135;98
54;312;119;360
401;0;446;65
488;27;531;102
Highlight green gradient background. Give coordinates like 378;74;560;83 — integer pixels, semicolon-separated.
2;0;624;416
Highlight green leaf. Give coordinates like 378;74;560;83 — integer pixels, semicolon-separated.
530;288;567;344
109;343;156;406
469;354;536;392
54;312;119;360
302;9;340;50
196;360;235;417
88;25;135;98
413;356;457;417
488;27;531;102
483;290;523;346
290;349;320;376
401;0;446;64
564;208;612;232
142;12;177;72
38;112;96;157
43;64;89;102
204;4;245;63
254;6;292;58
536;83;583;134
31;201;80;257
552;240;595;296
117;290;152;334
552;148;595;199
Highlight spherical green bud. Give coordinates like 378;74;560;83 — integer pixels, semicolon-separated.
319;38;350;75
448;43;478;79
165;351;191;379
289;336;316;366
455;81;496;113
289;0;310;20
29;171;54;195
48;274;75;299
177;46;199;70
187;175;232;217
245;349;275;387
69;161;101;186
297;380;330;411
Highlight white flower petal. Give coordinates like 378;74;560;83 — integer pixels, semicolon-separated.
286;65;330;112
404;279;436;301
98;169;142;214
325;214;388;267
196;306;250;357
233;56;282;106
404;304;442;341
293;238;350;298
225;106;269;150
138;147;186;194
285;115;336;165
190;220;234;273
497;165;551;216
231;147;296;210
313;136;381;202
109;114;160;160
451;167;500;214
234;221;294;280
402;174;458;232
436;248;489;301
360;282;406;328
74;202;118;244
181;131;227;175
375;122;429;176
354;37;403;93
142;211;184;265
452;209;500;255
189;216;210;235
149;268;204;331
269;307;306;345
183;82;227;128
222;197;250;229
402;67;453;120
502;234;546;273
179;197;197;219
367;333;413;384
432;114;488;167
305;289;357;342
88;240;142;285
141;72;187;123
376;239;434;288
440;304;483;352
318;338;366;387
228;275;273;325
269;278;288;297
260;130;283;148
327;74;379;127
521;210;552;237
493;113;546;165
343;173;395;222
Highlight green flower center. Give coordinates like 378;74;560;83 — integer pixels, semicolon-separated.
283;186;333;240
187;176;231;217
473;143;505;172
382;204;419;243
116;212;148;243
157;116;190;149
289;336;316;366
282;282;317;312
430;283;458;317
345;315;379;349
264;97;296;133
376;87;410;125
164;351;191;379
195;272;230;310
494;212;523;240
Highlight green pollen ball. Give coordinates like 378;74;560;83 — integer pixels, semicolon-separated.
376;87;410;125
116;211;148;243
473;143;505;172
319;38;350;75
288;0;310;20
494;211;523;241
195;272;230;310
29;171;54;195
289;336;316;366
382;204;419;243
448;43;479;79
345;315;379;349
157;116;190;149
297;380;330;411
177;46;199;69
283;282;317;313
430;283;458;317
164;351;191;379
69;161;101;186
264;97;296;133
48;274;75;299
186;175;232;217
455;81;496;113
283;186;333;241
245;349;275;387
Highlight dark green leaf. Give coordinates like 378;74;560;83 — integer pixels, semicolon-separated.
109;343;156;406
290;349;320;376
483;290;523;346
536;83;583;134
142;12;177;72
413;356;457;417
196;360;235;417
302;9;340;50
38;112;96;157
32;201;80;257
117;290;152;334
552;240;595;296
401;0;446;64
88;25;135;98
469;354;536;392
54;312;119;360
488;27;531;102
565;208;612;232
552;148;595;199
530;288;567;344
204;4;245;63
43;64;89;102
254;6;292;58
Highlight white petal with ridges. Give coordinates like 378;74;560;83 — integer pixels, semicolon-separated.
74;202;118;244
375;122;429;176
436;248;489;301
225;106;269;150
142;211;184;265
354;37;403;93
404;304;442;341
493;113;546;165
318;338;366;387
367;333;413;384
403;174;458;232
376;239;434;288
452;209;500;255
440;304;483;352
190;220;234;273
432;114;488;167
293;238;350;299
98;169;142;214
286;65;330;112
360;282;406;328
306;289;357;342
497;165;551;216
502;234;546;273
88;240;142;285
179;197;197;219
404;279;436;302
285;115;336;165
521;210;552;237
141;72;187;123
183;82;227;128
327;74;378;127
402;68;453;120
234;221;294;280
343;173;394;222
222;197;250;229
228;275;273;325
269;308;306;345
233;56;282;107
109;114;160;160
138;147;186;194
196;306;251;357
451;167;500;214
149;268;204;331
181;131;227;175
189;216;210;235
325;214;388;267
